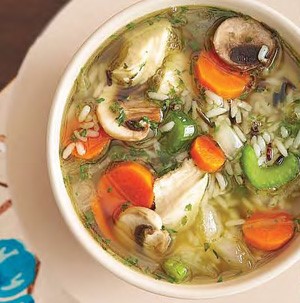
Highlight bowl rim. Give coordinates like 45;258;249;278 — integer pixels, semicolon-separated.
47;0;300;299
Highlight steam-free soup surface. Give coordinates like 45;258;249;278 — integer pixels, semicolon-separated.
60;6;300;284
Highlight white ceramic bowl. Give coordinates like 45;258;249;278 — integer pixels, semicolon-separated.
47;0;300;299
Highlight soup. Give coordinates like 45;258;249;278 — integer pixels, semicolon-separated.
60;6;300;284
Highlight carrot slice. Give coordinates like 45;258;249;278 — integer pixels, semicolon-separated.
195;51;251;99
92;162;154;237
242;211;295;251
72;127;111;160
190;135;226;173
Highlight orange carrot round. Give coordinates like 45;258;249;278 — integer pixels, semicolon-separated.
242;211;295;251
72;127;111;160
190;135;226;173
93;162;154;237
194;51;251;99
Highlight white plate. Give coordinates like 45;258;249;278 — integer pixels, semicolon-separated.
6;0;300;302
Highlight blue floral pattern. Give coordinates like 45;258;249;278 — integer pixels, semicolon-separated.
0;239;36;302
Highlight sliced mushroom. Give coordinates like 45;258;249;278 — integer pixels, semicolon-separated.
96;86;161;141
154;159;209;232
115;206;171;254
110;19;173;87
213;17;277;70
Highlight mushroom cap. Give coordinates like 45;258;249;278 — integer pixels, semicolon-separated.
213;17;277;71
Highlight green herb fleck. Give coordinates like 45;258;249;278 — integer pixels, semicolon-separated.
154;272;176;283
204;242;210;252
110;34;119;40
181;215;188;226
109;102;126;126
107;187;113;193
84;210;94;226
80;164;90;180
126;22;136;30
124;256;138;267
217;276;223;283
245;36;253;43
96;97;105;103
123;63;128;69
121;201;131;212
185;204;192;211
188;40;200;52
212;249;219;259
80;129;87;137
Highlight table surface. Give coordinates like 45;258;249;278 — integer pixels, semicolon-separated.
0;0;69;90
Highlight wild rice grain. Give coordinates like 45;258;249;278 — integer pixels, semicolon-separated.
62;143;75;159
206;107;228;118
253;143;261;158
274;139;288;157
293;130;300;148
233;125;246;142
78;105;91;123
215;172;227;191
76;142;86;156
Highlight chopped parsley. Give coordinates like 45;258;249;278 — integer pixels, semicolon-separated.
123;256;138;267
185;204;192;211
142;116;159;130
109;102;126;126
107;187;113;193
121;201;131;212
96;97;105;103
217;276;223;283
80;129;87;137
79;164;90;180
84;210;94;226
162;225;177;235
181;215;188;226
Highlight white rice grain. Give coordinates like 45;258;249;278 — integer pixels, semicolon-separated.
223;101;230;111
258;45;269;63
199;120;209;133
205;90;223;106
62;143;75;159
262;132;271;144
191;101;198;120
85;114;93;122
160;121;175;133
233;162;243;175
235;175;244;185
235;110;242;124
76;142;86;156
274;139;288;157
86;130;100;138
231;100;238;118
284;137;294;149
233;125;246;142
251;135;257;145
206;107;228;118
225;219;246;227
80;122;94;129
253;143;261;158
214;196;228;210
153;141;161;152
225;161;234;176
148;91;169;101
78;105;91;123
215;172;227;191
293;130;300;148
280;126;289;138
257;135;266;151
258;155;266;166
237;100;252;112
